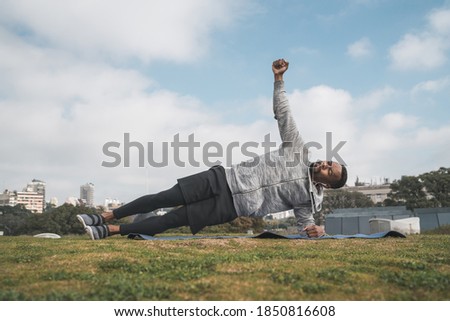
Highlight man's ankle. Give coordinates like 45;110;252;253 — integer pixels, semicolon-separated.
101;212;114;222
107;225;120;235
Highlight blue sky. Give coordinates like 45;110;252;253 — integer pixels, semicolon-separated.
0;0;449;205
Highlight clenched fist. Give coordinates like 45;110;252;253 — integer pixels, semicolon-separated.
272;58;289;81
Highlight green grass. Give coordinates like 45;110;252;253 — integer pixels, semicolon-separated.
0;234;449;300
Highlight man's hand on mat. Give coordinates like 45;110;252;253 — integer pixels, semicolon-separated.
303;225;325;238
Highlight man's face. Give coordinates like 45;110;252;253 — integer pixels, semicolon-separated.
312;161;342;187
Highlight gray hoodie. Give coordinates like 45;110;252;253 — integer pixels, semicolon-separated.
224;80;323;233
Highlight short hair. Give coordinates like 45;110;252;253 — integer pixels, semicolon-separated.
330;164;347;189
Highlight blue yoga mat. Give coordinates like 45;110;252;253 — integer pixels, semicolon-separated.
127;230;405;240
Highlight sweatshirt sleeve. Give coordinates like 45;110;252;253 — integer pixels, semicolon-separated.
293;206;315;235
273;80;303;146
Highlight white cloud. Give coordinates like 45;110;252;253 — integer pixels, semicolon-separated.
354;86;396;110
411;76;450;94
428;8;450;35
287;86;356;165
415;125;450;145
389;8;450;71
289;86;355;137
0;0;246;63
389;34;447;70
344;111;449;184
380;113;418;130
0;1;255;203
347;37;373;58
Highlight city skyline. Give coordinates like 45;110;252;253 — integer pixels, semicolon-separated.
1;1;449;204
1;179;123;209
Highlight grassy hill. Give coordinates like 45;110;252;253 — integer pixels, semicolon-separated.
0;234;449;300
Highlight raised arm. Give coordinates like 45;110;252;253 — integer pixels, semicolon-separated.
272;59;302;146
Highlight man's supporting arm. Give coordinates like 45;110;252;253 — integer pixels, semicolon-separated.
293;206;325;238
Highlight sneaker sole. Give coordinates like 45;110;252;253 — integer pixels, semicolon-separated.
85;226;96;241
76;215;88;229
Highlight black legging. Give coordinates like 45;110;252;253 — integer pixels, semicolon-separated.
113;184;189;236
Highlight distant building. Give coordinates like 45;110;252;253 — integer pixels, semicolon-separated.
24;179;46;203
65;196;81;206
0;179;46;213
0;190;15;207
342;184;392;204
80;183;95;207
49;197;58;207
104;198;123;211
16;191;45;213
24;179;46;213
0;189;45;213
265;210;294;220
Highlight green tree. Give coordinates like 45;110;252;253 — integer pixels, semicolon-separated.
419;167;450;207
25;204;99;235
0;205;32;235
0;203;100;236
387;175;438;210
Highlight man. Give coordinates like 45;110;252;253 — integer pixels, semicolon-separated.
78;59;347;240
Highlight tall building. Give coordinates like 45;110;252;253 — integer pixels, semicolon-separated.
24;179;46;197
23;179;46;212
23;179;46;213
80;183;95;207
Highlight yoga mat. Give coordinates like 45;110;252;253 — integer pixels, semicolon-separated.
127;230;405;240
